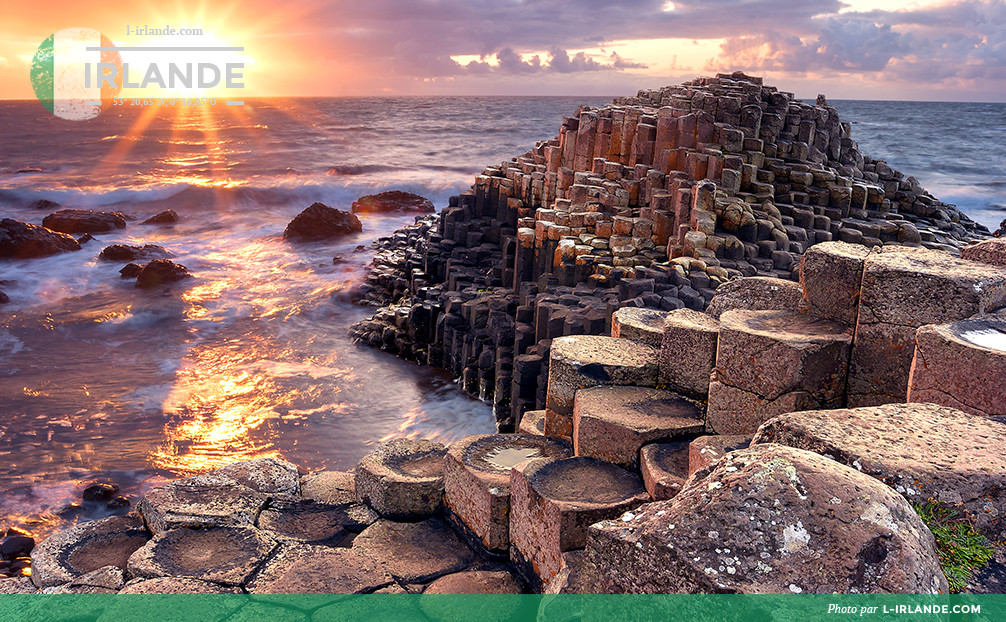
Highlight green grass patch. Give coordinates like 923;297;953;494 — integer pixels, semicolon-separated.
913;501;995;593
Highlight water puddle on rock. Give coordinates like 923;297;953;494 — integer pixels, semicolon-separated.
482;447;542;470
960;327;1006;352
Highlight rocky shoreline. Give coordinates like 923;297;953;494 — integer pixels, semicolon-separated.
6;73;1006;595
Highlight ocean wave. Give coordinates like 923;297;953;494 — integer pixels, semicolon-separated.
326;164;400;176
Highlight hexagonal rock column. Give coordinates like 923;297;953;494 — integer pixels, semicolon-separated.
355;438;448;519
127;527;276;586
908;317;1006;417
658;309;719;398
246;544;394;594
799;241;874;326
422;569;523;594
581;444;948;594
352;517;474;585
138;474;269;535
753;403;1006;539
573;386;704;469
849;246;1006;407
443;434;571;555
611;307;666;348
639;441;690;500
210;456;300;495
518;410;546;436
299;470;355;505
707;310;852;434
705;276;804;320
687;434;751;477
30;516;149;588
258;497;372;545
509;457;648;592
546;335;658;440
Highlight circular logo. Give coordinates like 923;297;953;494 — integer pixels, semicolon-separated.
31;28;123;121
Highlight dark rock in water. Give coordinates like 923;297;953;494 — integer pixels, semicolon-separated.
28;199;60;211
105;496;131;516
99;243;170;262
43;209;126;234
284;202;362;240
0;218;81;258
0;291;8;304
56;503;82;520
142;210;179;225
15;168;42;174
995;218;1006;238
77;233;95;245
0;536;34;560
135;259;192;288
351;190;435;214
353;245;366;253
82;483;120;503
120;263;143;279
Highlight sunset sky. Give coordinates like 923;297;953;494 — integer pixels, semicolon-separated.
0;0;1003;101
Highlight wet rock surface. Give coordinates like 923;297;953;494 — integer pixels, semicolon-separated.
0;218;81;258
98;243;171;262
284;202;363;240
141;209;179;225
582;444;947;594
42;209;127;234
351;190;435;214
135;259;193;288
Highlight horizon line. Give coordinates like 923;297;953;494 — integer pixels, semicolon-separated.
1;95;1004;104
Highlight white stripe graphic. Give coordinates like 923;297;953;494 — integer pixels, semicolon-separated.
53;28;101;121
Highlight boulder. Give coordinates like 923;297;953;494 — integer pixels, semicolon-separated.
800;241;874;326
127;526;276;585
0;290;8;304
443;434;571;555
210;456;300;495
687;434;751;476
27;199;60;211
0;534;34;559
354;438;447;519
848;246;1006;406
98;243;170;262
658;309;719;398
582;444;947;594
299;470;356;505
283;202;362;240
509;456;648;591
0;218;80;258
119;263;143;279
352;517;474;584
908;317;1006;417
573;386;704;470
639;441;690;500
351;190;435;214
707;310;852;434
141;210;179;225
29;515;149;588
546;335;658;440
705;276;804;320
135;259;192;288
42;209;126;234
753;402;1006;538
137;474;269;535
246;544;394;594
611;307;666;348
962;238;1006;267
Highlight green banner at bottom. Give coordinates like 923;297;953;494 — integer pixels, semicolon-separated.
0;594;1002;622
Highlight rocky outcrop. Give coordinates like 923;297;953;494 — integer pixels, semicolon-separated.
99;243;171;262
581;444;947;594
354;438;447;519
141;210;179;225
0;218;81;258
135;259;192;288
27;199;60;211
351;190;435;214
752;403;1006;539
42;209;127;234
349;73;990;432
284;202;363;240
